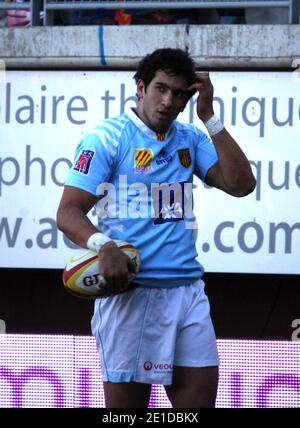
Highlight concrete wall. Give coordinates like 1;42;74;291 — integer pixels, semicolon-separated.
1;24;300;69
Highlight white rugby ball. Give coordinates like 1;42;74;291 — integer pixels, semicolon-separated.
63;240;140;298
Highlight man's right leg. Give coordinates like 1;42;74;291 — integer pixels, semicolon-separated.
103;381;152;408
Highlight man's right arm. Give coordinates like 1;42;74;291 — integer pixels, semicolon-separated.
56;185;99;248
56;185;136;293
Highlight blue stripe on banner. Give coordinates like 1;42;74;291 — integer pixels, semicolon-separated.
98;25;107;65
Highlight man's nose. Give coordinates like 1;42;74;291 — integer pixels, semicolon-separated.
162;91;173;107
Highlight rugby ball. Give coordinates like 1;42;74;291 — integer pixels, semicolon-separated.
63;240;140;298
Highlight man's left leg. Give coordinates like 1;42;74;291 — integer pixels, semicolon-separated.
103;381;152;408
164;366;219;408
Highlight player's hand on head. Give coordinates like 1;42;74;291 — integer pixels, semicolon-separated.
187;72;214;122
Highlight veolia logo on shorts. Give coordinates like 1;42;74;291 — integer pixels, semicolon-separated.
144;361;153;371
143;361;173;371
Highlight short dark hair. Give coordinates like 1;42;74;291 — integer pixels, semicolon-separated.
133;48;196;90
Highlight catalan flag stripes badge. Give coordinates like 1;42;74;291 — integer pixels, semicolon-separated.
135;149;153;171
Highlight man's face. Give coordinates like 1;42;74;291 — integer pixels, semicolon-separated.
136;70;190;133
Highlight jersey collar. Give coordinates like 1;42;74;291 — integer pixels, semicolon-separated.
127;108;174;141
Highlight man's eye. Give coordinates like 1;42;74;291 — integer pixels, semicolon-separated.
175;91;186;99
157;86;166;93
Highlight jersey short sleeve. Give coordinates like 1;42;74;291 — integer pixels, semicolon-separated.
65;127;117;196
192;126;219;182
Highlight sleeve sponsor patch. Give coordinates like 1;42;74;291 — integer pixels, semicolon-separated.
73;150;95;175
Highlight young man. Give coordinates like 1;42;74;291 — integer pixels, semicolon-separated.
57;48;256;408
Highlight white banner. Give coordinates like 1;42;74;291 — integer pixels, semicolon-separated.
0;71;299;273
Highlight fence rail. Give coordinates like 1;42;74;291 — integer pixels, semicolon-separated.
0;0;41;25
0;0;298;25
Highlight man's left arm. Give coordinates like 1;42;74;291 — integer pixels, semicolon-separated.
188;72;256;197
205;127;256;197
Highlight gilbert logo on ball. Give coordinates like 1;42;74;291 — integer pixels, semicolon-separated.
63;240;140;298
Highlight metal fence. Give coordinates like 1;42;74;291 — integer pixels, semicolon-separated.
0;0;41;25
0;0;299;25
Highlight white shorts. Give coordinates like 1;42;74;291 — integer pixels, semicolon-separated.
91;279;219;385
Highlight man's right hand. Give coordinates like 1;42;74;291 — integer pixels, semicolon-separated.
97;241;137;296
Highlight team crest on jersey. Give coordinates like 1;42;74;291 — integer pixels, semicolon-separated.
156;132;166;141
177;148;191;168
74;150;94;175
135;149;153;173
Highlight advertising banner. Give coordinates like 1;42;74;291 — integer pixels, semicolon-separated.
0;71;299;273
0;335;299;408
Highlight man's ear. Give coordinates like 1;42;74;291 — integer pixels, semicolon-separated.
137;79;145;100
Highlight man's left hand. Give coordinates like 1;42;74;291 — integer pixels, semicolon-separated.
188;72;214;122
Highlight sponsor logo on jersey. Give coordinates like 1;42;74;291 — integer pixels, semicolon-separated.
177;148;191;168
156;148;172;165
74;150;94;175
135;149;153;173
153;182;186;225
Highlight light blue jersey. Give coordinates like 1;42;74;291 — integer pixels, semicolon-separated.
65;108;218;288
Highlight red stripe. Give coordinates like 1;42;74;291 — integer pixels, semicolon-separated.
63;254;98;283
139;152;148;163
136;151;144;161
